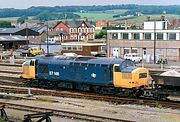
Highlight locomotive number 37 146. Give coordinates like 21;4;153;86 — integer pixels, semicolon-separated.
49;71;60;76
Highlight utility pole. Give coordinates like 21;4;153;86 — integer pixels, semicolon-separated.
154;21;156;64
25;23;28;45
106;21;110;57
46;21;49;55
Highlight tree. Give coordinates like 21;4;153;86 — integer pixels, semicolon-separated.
0;21;15;28
17;15;28;24
95;30;107;39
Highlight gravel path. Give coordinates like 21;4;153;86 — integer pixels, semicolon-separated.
0;93;180;122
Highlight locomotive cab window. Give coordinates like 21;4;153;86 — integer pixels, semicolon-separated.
30;60;35;66
114;66;120;72
24;60;31;66
121;61;134;70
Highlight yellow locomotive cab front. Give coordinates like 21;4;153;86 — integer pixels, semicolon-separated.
113;64;149;89
21;59;36;79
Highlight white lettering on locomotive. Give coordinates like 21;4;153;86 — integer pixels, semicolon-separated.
49;71;60;76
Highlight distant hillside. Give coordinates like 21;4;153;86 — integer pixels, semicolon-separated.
0;5;180;21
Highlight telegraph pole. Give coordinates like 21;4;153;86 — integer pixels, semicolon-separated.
46;21;49;55
106;21;110;57
153;21;156;64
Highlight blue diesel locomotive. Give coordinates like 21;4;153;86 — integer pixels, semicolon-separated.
21;55;149;96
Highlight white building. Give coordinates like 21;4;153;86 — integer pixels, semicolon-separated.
107;20;180;61
144;21;168;30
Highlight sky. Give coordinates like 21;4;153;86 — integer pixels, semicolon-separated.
0;0;180;9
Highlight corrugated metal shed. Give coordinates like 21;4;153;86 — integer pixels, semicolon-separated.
0;35;28;41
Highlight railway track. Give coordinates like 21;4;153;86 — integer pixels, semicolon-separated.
0;85;179;110
0;65;179;110
0;63;21;67
0;76;26;87
0;70;21;74
0;102;133;122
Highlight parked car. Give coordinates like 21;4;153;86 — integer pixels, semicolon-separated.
124;53;142;63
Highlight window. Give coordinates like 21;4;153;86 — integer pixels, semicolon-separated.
133;33;140;40
112;33;118;39
121;61;134;69
122;33;128;39
91;34;94;39
169;33;176;40
132;49;138;53
30;60;34;66
77;46;82;50
124;48;129;54
70;28;73;33
67;46;71;50
163;22;166;29
62;46;66;50
74;28;77;33
157;33;163;40
72;46;77;50
145;33;151;40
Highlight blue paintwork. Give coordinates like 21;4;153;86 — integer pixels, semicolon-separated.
34;55;135;86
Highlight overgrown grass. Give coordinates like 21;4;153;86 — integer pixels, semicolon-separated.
155;101;163;109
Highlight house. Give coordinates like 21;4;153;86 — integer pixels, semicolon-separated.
95;21;107;30
41;30;68;44
53;20;95;42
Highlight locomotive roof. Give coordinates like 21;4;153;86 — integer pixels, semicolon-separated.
35;55;128;65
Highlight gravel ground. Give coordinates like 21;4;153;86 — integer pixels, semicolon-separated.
0;93;180;122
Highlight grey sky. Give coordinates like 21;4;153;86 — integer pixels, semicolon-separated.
1;0;180;9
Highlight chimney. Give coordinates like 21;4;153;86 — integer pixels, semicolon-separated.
85;18;88;22
161;16;165;21
65;19;68;25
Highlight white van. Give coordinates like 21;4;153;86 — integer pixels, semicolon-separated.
124;53;142;63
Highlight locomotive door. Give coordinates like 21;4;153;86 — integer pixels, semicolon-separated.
113;64;121;87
